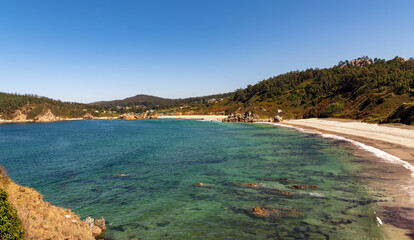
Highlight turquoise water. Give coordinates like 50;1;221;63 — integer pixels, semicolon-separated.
0;119;383;239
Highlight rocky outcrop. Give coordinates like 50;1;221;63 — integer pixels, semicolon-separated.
222;111;283;123
117;113;137;120
273;116;283;122
34;109;57;122
0;176;95;240
84;216;106;238
12;110;27;122
117;111;155;120
222;111;260;122
83;113;95;120
381;102;414;125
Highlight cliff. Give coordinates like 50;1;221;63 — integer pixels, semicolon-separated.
0;176;95;240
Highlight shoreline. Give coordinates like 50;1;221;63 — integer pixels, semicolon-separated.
263;119;414;240
0;115;227;124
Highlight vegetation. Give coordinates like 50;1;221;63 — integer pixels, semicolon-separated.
1;56;413;124
0;171;24;240
227;56;414;123
0;93;108;120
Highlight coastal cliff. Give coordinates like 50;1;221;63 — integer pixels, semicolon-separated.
0;170;100;240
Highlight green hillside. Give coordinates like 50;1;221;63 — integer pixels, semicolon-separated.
222;56;414;124
0;93;106;120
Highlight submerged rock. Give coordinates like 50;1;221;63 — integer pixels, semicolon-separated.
250;206;304;219
291;184;318;190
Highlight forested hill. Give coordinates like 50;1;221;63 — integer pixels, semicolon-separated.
226;56;414;124
90;93;234;108
0;93;106;120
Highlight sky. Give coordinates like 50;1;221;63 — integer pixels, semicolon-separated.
1;0;413;103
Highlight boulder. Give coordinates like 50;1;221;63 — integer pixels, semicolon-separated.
94;217;106;230
273;116;283;122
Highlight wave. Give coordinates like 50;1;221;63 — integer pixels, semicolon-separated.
261;122;414;202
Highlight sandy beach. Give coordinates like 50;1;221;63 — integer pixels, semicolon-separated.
271;118;414;240
155;115;227;120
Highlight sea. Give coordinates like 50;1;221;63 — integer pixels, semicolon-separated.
0;119;386;239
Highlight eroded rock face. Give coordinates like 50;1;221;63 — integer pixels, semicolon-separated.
222;111;260;123
34;109;57;122
117;111;154;120
83;113;95;120
12;110;27;122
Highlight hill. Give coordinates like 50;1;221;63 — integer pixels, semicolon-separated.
218;56;414;124
90;93;234;108
0;93;108;121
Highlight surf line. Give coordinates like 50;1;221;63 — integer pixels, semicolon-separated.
261;122;414;178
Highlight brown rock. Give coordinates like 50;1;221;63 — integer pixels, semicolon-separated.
34;109;57;122
94;217;106;230
252;207;268;216
92;225;102;237
83;113;95;120
12;110;27;122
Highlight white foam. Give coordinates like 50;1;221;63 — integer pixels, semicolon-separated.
198;118;220;122
267;123;414;177
263;122;414;202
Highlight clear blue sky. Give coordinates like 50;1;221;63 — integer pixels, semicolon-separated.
1;0;413;103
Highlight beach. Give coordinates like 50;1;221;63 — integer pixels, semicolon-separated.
272;118;414;240
155;115;227;120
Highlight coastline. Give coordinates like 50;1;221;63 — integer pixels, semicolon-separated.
155;114;227;120
0;115;226;124
264;118;414;240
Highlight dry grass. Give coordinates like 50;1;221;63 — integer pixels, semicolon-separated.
0;178;94;240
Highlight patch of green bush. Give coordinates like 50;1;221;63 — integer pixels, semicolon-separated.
0;189;24;240
319;103;344;118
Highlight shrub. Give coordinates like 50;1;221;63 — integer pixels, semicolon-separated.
319;103;345;118
0;189;24;239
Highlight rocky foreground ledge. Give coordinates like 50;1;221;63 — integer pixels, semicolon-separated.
0;170;105;240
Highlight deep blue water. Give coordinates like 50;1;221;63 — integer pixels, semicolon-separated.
0;119;383;239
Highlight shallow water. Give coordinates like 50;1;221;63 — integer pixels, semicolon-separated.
0;119;384;239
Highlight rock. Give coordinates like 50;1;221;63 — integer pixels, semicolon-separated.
34;109;57;122
94;217;106;230
83;113;95;120
130;238;139;240
117;113;136;120
241;183;261;188
12;110;27;122
113;173;129;177
117;111;154;120
252;206;268;216
222;111;260;123
92;225;102;237
251;206;303;218
291;184;318;189
84;216;94;230
273;116;283;122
